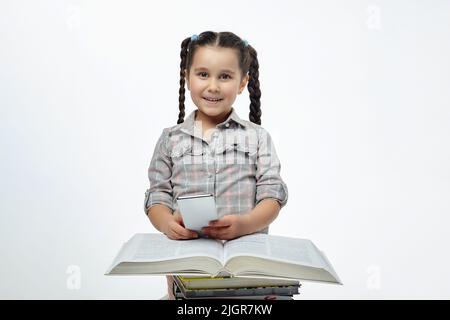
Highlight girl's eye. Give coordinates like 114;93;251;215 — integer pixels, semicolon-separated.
197;72;231;79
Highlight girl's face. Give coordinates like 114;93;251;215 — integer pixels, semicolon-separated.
186;46;249;124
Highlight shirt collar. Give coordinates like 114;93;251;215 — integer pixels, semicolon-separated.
177;107;248;137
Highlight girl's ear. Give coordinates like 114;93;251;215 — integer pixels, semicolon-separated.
239;74;250;94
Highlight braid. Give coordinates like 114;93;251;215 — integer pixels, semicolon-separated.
177;38;191;124
247;46;262;125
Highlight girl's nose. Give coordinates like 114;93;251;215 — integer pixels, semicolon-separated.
207;79;220;92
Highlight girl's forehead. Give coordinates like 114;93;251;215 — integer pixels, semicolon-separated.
192;46;240;71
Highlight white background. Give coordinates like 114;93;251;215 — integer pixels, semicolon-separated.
1;0;449;299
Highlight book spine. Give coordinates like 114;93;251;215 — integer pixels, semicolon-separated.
182;286;299;298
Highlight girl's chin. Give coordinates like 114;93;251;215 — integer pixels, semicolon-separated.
199;106;229;115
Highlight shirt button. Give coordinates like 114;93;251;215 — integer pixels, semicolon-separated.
225;123;230;128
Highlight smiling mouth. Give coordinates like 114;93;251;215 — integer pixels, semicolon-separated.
203;97;223;103
203;97;223;102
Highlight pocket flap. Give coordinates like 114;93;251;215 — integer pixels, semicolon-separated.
171;143;204;158
171;143;191;158
216;142;257;156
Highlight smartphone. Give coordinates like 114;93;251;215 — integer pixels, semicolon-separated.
176;193;218;232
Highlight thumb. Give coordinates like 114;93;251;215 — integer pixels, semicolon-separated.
209;216;232;227
173;211;185;226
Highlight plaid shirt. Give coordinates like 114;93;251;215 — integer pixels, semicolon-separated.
144;108;288;233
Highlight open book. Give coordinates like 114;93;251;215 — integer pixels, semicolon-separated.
105;233;342;284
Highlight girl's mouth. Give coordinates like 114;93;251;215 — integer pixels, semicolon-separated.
203;97;223;104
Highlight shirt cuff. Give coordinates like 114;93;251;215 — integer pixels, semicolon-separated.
143;189;174;215
255;182;288;209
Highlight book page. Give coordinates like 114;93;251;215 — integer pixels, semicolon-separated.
122;233;224;262
224;233;327;268
109;233;223;264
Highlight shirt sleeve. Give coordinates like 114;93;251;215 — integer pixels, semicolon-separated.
255;128;289;209
143;128;174;215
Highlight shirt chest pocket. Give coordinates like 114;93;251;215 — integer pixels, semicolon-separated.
171;144;205;166
217;142;257;165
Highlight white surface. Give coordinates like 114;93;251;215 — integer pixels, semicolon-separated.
177;195;218;232
1;0;449;299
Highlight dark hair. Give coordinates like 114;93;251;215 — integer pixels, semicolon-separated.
177;31;261;125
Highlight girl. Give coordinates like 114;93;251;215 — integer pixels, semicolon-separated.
143;31;288;299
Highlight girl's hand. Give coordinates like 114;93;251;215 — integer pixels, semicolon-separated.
162;210;198;240
201;215;249;240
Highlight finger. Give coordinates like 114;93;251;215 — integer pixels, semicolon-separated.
202;226;227;232
171;228;190;240
169;223;189;238
189;231;199;238
166;225;188;240
203;226;228;239
173;224;198;239
209;218;231;227
173;212;185;227
201;226;213;234
201;226;221;236
166;231;182;240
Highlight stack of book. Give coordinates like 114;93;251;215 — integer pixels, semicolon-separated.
172;275;301;300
